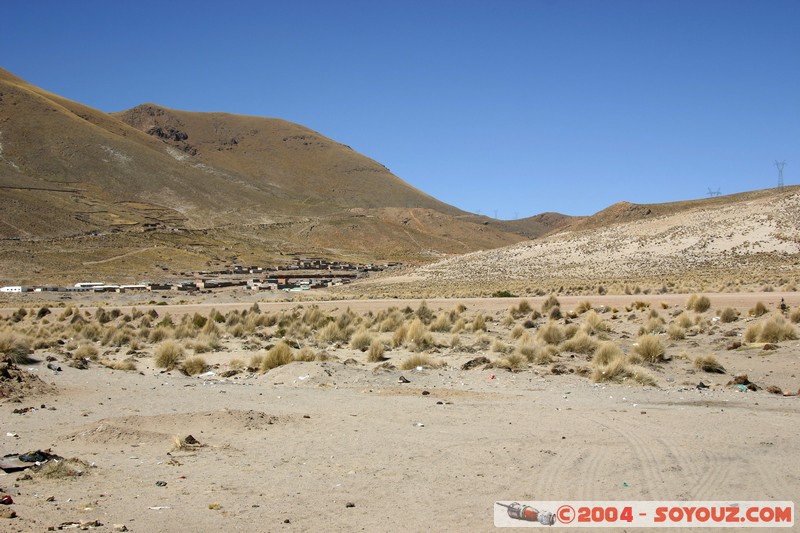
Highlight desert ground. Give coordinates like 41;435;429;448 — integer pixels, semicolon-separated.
1;293;799;532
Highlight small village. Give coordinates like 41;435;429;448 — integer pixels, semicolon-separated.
0;257;400;295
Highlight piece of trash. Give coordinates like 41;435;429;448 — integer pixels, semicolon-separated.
298;375;309;380
489;374;495;380
155;480;167;487
345;502;355;508
0;495;13;505
113;525;129;532
148;506;171;510
696;382;709;389
735;384;748;392
5;433;18;438
414;422;425;427
623;482;630;487
397;376;410;384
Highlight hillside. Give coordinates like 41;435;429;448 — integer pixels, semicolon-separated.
0;67;530;283
352;187;800;297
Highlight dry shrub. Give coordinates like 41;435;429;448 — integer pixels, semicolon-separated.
415;301;435;324
294;347;316;362
790;308;800;323
450;335;461;348
398;353;442;370
493;353;527;371
757;315;797;343
541;295;560;313
675;312;694;329
694;354;725;373
249;354;264;369
471;314;487;332
491;339;511;354
639;317;665;335
181;356;208;376
592;357;656;386
537;321;564;345
592;341;624;366
37;458;91;479
687;294;711;313
0;331;32;364
667;324;686;340
749;301;768;317
574;301;592;314
102;358;137;371
548;306;563;320
392;323;408;347
350;329;373;352
510;325;526;340
154;340;184;370
518;341;558;364
229;358;245;370
366;339;385;362
302;306;327;328
582;310;610;334
500;314;515;327
633;335;665;363
379;311;405;332
74;343;99;361
148;326;170;343
407;318;433;351
719;307;739;323
429;314;452;333
451;318;465;333
560;331;597;354
260;342;294;372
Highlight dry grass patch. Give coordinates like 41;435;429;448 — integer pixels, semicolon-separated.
749;301;769;317
694;354;725;373
718;307;739;323
537;320;564;345
260;342;294;372
181;356;208;376
398;353;442;370
633;335;665;363
686;294;711;313
559;331;598;354
74;343;100;361
366;339;385;362
154;340;184;370
745;314;797;343
350;329;373;352
101;358;137;371
592;341;624;366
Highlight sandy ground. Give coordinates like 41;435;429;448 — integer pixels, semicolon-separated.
2;294;799;532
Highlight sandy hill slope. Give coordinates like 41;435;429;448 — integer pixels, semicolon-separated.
355;187;800;297
0;67;531;283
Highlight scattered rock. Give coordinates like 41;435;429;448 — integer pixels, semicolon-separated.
155;480;167;487
342;358;359;366
461;356;490;370
550;364;571;375
397;376;410;384
766;385;783;395
113;525;128;532
345;502;355;508
762;343;778;351
0;508;16;519
727;374;759;390
219;370;240;378
421;390;430;396
726;341;742;350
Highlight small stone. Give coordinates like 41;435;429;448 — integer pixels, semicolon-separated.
155;480;167;487
397;376;410;383
113;525;129;532
0;508;16;519
283;519;291;523
303;415;311;419
345;502;355;508
421;390;430;396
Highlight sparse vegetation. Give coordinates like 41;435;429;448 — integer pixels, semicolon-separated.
633;335;665;363
154;340;184;370
694;354;725;373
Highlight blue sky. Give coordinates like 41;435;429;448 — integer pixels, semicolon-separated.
3;0;798;218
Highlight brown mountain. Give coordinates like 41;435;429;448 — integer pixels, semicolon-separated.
0;67;535;284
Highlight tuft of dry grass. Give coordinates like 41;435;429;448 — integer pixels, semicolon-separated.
633;335;665;363
694;354;725;373
181;356;208;376
0;331;32;364
350;329;373;352
592;341;624;366
492;353;527;371
398;353;442;370
154;340;184;370
102;358;137;371
541;295;560;313
749;301;769;317
747;314;798;343
559;331;598;354
366;339;385;362
537;320;564;345
260;342;294;372
686;294;711;313
36;458;91;479
718;307;739;323
667;324;686;340
574;301;593;314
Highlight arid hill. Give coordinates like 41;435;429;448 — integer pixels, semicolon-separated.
353;186;800;297
0;67;538;284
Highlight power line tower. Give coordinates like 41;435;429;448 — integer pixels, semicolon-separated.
775;160;787;189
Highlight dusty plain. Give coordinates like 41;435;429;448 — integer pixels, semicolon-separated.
1;292;799;532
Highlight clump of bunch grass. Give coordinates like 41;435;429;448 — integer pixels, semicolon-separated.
0;331;33;364
398;353;442;370
406;318;433;351
718;307;739;323
154;340;184;370
260;341;294;372
541;295;560;313
591;341;624;366
591;357;657;386
102;358;138;371
749;301;769;317
537;320;564;345
74;343;100;361
686;294;711;313
559;331;597;355
667;324;686;340
632;334;665;363
366;339;385;362
582;310;610;335
181;356;208;376
694;354;725;373
492;353;527;371
744;314;797;343
349;329;373;352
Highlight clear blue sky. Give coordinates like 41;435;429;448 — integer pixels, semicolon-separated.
3;0;798;218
